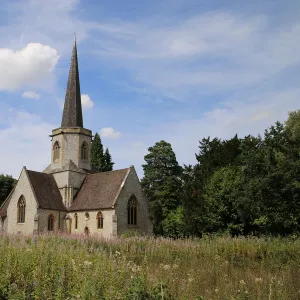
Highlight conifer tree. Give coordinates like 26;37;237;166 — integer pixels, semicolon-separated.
103;148;114;171
91;133;105;171
141;140;182;236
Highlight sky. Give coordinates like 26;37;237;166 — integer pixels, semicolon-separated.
0;0;300;178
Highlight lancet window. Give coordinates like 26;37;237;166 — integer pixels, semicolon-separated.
127;195;137;226
17;196;26;224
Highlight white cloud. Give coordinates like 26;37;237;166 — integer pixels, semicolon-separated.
81;94;94;109
0;110;54;178
22;91;40;99
0;43;59;91
100;127;121;139
92;12;300;101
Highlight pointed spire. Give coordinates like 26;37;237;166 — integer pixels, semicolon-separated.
61;35;83;128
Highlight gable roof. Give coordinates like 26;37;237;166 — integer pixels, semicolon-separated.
26;170;66;211
69;168;130;211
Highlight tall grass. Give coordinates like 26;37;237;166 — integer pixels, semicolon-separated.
0;233;299;299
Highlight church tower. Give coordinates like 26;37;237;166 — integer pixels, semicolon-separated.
44;38;92;207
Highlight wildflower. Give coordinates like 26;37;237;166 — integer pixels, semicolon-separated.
255;277;263;283
71;259;77;271
188;277;194;283
173;264;179;269
163;264;171;271
215;288;219;293
131;265;141;273
83;260;92;267
240;280;246;285
270;277;276;284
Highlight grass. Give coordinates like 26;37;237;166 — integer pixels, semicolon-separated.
0;233;300;299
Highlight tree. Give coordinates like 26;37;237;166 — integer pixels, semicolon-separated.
141;140;182;236
103;148;114;171
91;133;105;172
0;175;15;207
286;110;300;141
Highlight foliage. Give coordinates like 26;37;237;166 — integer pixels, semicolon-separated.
1;234;300;299
141;141;182;236
91;133;114;172
0;175;15;207
103;148;114;172
142;110;300;238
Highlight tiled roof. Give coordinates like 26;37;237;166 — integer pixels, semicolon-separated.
61;38;83;128
69;168;130;211
26;170;66;211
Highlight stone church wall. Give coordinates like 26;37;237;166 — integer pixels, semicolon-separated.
0;217;7;232
69;209;115;237
38;209;66;233
51;128;92;171
6;168;38;235
115;167;153;236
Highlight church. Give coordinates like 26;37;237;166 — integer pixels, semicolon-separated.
0;39;153;237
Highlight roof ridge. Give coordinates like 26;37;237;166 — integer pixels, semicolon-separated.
89;167;130;175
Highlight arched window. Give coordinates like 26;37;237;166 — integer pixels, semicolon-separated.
53;141;60;162
17;196;26;223
97;211;104;229
48;214;54;231
81;142;87;160
74;213;78;230
127;195;137;226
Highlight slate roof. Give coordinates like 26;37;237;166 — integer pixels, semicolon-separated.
26;170;66;211
61;37;83;128
69;168;130;211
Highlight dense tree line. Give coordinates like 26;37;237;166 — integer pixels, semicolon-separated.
142;111;300;237
0;175;15;208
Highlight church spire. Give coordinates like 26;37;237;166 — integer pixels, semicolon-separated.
61;35;83;128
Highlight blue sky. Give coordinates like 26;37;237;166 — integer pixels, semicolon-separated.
0;0;300;178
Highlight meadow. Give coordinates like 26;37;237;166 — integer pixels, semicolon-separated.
0;234;299;300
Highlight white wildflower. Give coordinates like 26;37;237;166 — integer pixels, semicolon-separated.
83;260;92;267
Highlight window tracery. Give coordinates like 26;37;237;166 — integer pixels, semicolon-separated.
127;195;137;225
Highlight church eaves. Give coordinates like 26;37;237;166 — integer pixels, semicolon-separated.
61;37;83;128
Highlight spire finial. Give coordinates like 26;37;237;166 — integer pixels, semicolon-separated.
74;32;76;43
